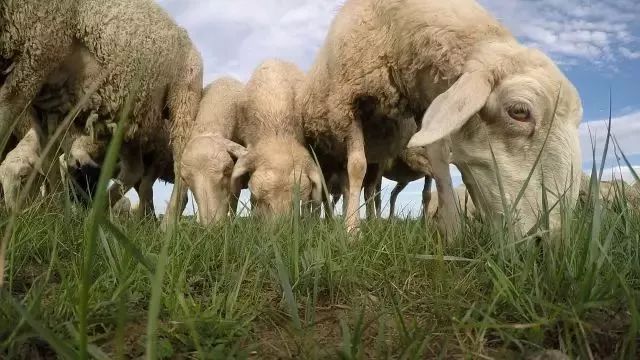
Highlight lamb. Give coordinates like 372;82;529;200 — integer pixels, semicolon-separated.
0;0;203;231
299;0;583;238
230;59;323;217
179;77;247;226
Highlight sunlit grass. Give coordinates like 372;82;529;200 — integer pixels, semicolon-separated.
0;177;638;359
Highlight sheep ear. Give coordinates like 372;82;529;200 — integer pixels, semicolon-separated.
230;153;253;194
407;71;492;147
221;139;248;160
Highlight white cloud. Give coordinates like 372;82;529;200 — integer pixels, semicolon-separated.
479;0;639;65
599;165;640;184
620;47;640;60
579;110;640;166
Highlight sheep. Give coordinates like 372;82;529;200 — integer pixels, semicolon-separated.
230;59;324;217
298;0;583;238
180;77;247;226
0;0;203;231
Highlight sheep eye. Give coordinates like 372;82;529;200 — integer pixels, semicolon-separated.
507;105;531;122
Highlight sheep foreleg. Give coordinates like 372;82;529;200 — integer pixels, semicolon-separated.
426;139;459;242
344;120;366;234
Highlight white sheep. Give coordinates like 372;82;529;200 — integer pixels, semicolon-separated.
299;0;583;238
180;77;248;225
230;59;323;217
0;0;203;230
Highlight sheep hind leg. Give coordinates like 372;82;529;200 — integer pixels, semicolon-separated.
363;163;380;220
108;146;143;210
389;182;408;218
421;176;433;221
135;171;157;220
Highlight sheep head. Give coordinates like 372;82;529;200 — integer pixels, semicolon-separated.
230;138;323;218
180;134;246;226
408;42;583;236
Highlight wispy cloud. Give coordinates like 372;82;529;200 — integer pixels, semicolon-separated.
479;0;639;66
579;110;640;166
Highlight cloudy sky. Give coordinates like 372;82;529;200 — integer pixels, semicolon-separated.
140;0;640;217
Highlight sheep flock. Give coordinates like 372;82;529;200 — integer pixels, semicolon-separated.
2;0;634;242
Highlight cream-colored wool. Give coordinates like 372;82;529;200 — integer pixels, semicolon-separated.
231;59;323;217
180;77;246;225
0;0;203;228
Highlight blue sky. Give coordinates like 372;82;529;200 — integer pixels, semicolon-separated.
139;0;640;216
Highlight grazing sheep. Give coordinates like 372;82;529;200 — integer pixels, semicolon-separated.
231;59;323;217
0;0;203;230
299;0;583;238
180;77;247;226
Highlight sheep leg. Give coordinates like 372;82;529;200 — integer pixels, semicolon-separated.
162;167;188;232
426;140;459;241
421;176;433;220
344;121;367;233
162;49;202;232
389;182;408;218
229;187;241;218
135;170;157;220
363;163;380;219
375;176;383;218
108;146;143;208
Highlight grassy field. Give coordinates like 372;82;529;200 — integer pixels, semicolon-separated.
0;178;639;359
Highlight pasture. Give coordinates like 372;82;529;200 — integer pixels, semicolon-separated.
1;161;639;359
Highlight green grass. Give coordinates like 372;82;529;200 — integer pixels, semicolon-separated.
0;188;639;359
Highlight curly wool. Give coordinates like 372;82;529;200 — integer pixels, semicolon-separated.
1;0;203;158
190;77;245;142
298;0;514;159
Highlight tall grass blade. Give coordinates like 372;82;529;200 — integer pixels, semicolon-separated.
79;93;132;360
2;289;78;359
